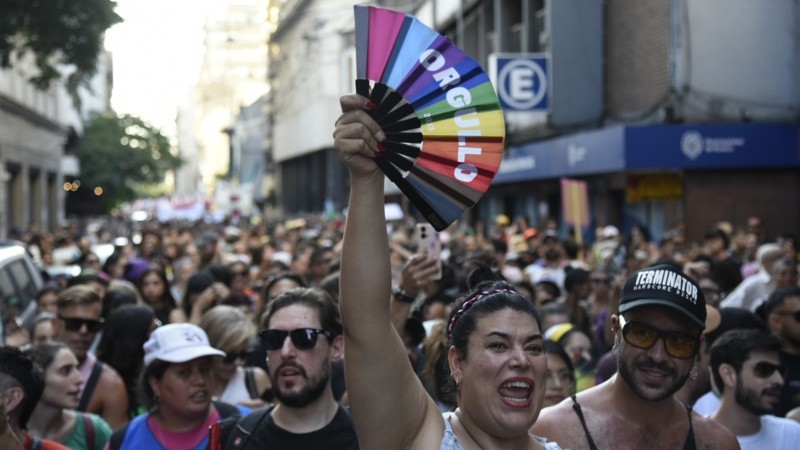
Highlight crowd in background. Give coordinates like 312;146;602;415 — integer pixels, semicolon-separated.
2;209;800;448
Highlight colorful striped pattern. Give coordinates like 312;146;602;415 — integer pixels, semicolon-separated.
354;5;505;231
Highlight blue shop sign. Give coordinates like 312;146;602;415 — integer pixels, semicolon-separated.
495;123;800;183
625;123;800;169
496;126;625;183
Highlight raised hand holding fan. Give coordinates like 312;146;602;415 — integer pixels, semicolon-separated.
354;5;505;231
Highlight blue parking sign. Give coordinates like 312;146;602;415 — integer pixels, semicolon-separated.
490;54;549;111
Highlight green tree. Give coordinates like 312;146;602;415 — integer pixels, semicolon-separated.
79;113;182;211
0;0;122;95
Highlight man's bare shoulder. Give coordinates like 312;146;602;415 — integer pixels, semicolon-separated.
691;414;741;450
535;398;578;426
533;387;608;450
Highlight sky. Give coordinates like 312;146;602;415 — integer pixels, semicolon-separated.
104;0;219;137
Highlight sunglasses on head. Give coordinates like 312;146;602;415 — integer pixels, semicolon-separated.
619;316;699;359
259;328;332;351
223;348;254;363
773;310;800;322
752;361;786;379
59;316;105;333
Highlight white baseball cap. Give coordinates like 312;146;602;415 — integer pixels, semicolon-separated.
143;323;225;367
602;225;620;239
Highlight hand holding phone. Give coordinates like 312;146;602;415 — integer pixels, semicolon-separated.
414;223;442;280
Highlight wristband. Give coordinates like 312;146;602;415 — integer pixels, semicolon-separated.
392;287;417;303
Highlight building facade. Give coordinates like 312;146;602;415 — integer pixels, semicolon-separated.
266;0;800;242
0;50;113;239
480;0;800;243
178;0;270;205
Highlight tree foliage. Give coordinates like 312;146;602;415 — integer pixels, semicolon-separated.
79;114;182;211
0;0;122;95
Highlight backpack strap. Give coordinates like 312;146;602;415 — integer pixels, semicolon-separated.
244;367;259;399
213;400;242;419
82;413;95;450
108;424;128;450
220;405;274;449
78;361;104;412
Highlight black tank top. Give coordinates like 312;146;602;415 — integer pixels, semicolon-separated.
570;394;697;450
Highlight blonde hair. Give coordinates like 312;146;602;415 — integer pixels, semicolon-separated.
200;305;256;351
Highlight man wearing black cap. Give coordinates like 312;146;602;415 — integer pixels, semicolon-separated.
534;264;739;449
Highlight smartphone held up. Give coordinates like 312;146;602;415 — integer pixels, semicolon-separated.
414;223;442;280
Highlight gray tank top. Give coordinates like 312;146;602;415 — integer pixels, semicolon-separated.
439;412;562;449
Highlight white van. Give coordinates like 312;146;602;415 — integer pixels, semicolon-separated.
0;242;43;345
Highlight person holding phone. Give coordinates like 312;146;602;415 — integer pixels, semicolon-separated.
415;224;442;280
333;93;561;449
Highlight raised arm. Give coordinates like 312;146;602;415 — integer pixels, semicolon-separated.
335;94;442;449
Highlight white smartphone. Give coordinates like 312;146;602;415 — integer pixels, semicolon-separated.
414;223;442;280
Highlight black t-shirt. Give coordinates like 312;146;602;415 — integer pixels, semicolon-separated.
219;405;359;450
778;351;800;417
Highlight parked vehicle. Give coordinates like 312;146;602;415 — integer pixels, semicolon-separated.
0;241;43;345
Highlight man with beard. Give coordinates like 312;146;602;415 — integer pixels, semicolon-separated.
763;286;800;417
534;264;739;449
692;307;766;416
215;288;358;449
710;328;800;448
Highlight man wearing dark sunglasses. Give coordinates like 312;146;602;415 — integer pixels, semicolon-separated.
763;286;800;418
710;328;800;448
215;288;358;449
53;285;129;430
535;264;739;449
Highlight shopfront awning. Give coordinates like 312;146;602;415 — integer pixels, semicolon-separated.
494;123;800;184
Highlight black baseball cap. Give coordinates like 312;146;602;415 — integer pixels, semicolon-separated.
618;264;706;328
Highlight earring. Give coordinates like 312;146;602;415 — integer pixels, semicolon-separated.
689;365;698;381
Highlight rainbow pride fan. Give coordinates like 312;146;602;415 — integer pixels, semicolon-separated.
354;5;505;231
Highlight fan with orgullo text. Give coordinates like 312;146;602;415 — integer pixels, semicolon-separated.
354;5;505;231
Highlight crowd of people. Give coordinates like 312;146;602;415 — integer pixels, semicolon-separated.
0;96;798;448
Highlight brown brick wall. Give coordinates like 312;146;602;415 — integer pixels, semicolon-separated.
605;0;671;117
684;170;800;242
